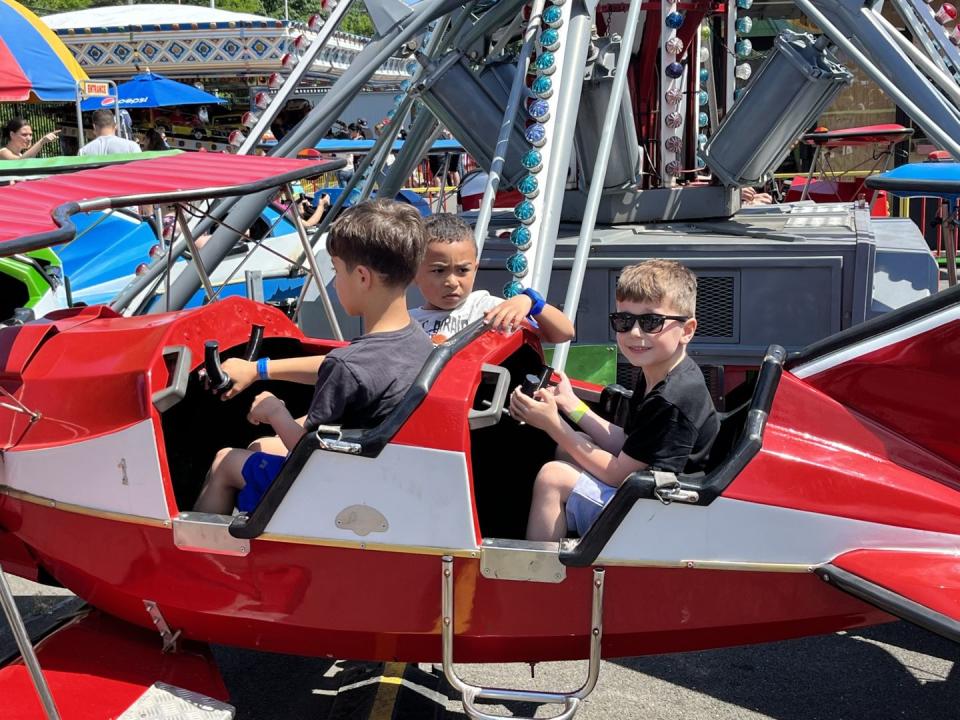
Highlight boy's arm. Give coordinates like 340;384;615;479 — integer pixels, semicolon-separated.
220;356;326;400
483;295;575;343
510;388;643;487
247;392;307;451
549;372;625;453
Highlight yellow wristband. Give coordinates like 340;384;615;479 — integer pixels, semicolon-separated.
567;400;589;424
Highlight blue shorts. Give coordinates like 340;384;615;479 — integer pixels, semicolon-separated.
565;472;617;536
237;452;286;513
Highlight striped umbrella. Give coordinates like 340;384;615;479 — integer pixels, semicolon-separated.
0;0;87;102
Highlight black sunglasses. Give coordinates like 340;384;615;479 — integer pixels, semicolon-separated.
609;312;689;334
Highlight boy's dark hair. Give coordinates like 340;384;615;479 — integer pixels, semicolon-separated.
326;199;425;286
616;259;697;317
91;110;116;130
424;213;474;246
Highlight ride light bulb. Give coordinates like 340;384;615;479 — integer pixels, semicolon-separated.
700;67;710;84
293;34;308;51
242;111;259;128
935;3;957;23
736;0;753;6
281;53;298;69
148;244;164;259
532;75;553;99
665;112;684;129
513;200;536;224
698;90;709;106
542;4;563;27
503;280;524;298
267;72;282;89
735;16;753;34
665;135;683;153
698;111;709;127
518;174;539;198
506;252;529;278
735;63;752;81
521;149;543;172
665;37;684;55
665;62;685;79
321;0;338;10
665;11;684;29
528;99;551;121
539;28;560;51
665;88;684;106
254;92;270;110
699;46;710;63
951;25;960;43
135;263;150;276
524;123;547;147
665;160;683;176
510;226;533;251
228;130;246;147
307;13;324;31
735;39;753;58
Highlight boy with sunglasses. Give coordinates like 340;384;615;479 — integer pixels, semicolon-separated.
509;259;719;541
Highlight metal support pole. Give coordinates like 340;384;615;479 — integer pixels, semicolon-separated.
0;568;62;720
176;206;216;302
553;0;644;373
238;0;357;156
284;184;344;340
795;0;960;160
474;1;545;256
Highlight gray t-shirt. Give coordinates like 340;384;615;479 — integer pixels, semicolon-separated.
409;290;502;341
78;135;142;156
306;320;433;431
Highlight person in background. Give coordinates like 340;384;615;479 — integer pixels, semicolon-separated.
79;110;141;156
0;117;60;160
142;128;169;152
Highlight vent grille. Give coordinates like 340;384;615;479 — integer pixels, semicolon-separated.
695;275;736;339
616;362;725;409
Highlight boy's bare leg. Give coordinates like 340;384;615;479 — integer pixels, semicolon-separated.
247;435;287;454
194;447;254;514
526;461;581;542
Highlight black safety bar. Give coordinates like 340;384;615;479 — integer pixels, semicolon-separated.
561;345;786;568
229;319;491;539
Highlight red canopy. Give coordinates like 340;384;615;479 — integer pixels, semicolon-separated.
0;153;341;256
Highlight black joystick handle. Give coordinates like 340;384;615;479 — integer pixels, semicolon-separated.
243;324;265;362
203;340;233;394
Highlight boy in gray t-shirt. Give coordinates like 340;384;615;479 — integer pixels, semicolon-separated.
194;200;431;515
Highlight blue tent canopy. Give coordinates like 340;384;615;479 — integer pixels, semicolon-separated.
866;162;960;201
81;71;226;110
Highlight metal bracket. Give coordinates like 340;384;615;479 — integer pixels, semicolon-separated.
480;539;566;583
143;600;181;654
174;513;250;557
442;556;603;720
652;471;699;505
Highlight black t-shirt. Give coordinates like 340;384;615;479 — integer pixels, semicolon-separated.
306;320;433;431
621;356;720;473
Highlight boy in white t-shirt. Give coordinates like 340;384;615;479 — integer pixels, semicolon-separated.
410;214;575;343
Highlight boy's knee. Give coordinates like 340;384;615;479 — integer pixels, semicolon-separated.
536;461;579;492
211;447;234;472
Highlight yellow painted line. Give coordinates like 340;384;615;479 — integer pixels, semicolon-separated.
367;661;407;720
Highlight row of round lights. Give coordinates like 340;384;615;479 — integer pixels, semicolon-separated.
927;1;960;44
732;0;753;102
228;3;334;147
662;5;685;178
503;0;568;298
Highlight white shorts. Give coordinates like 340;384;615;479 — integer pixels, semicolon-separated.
565;472;617;536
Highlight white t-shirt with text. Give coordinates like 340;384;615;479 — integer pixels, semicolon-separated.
410;290;502;341
78;135;142;156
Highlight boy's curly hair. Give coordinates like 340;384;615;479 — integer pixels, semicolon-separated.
326;199;426;286
616;259;697;317
424;213;474;246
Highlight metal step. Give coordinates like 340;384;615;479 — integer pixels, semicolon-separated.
118;682;235;720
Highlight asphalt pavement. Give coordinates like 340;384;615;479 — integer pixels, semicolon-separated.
4;574;959;719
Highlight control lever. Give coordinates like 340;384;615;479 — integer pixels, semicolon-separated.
243;324;265;362
202;340;232;395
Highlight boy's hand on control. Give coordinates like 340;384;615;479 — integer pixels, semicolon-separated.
484;295;534;335
509;386;561;432
221;358;258;400
548;370;578;413
247;391;286;425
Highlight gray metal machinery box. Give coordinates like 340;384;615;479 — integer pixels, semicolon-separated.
703;31;853;187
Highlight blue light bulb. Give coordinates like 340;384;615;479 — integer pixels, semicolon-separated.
405;61;418;75
531;76;553;99
665;62;684;79
698;112;709;128
542;4;563;27
514;200;536;224
665;11;684;29
387;108;396;118
399;80;411;91
521;149;543;172
698;90;709;106
734;88;745;101
735;39;752;58
503;280;524;298
736;0;753;8
506;252;529;277
525;123;547;147
534;52;556;74
528;99;550;122
699;67;710;84
736;16;753;34
518;174;539;198
510;226;532;251
393;94;404;103
539;28;560;51
698;132;708;148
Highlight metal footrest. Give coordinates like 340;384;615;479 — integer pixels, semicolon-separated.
118;682;235;719
441;556;604;720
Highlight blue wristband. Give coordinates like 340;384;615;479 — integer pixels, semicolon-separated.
521;287;546;317
257;357;269;381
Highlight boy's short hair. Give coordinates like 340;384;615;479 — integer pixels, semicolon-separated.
91;110;116;130
616;259;697;317
424;213;474;246
326;199;425;286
